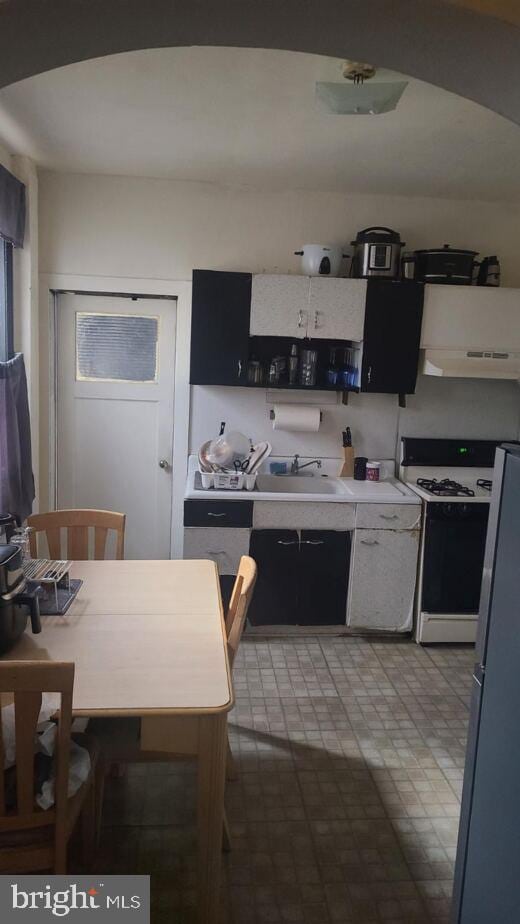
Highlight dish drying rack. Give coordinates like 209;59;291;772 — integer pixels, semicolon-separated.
23;559;72;609
198;439;271;490
198;469;257;491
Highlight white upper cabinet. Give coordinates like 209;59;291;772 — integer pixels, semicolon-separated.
250;274;309;338
421;285;520;351
307;278;366;341
250;274;367;341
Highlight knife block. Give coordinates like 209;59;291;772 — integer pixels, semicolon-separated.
339;447;355;478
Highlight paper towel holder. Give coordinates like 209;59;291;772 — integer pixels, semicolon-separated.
269;408;323;422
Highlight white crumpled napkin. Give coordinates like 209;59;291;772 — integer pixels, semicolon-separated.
1;696;91;808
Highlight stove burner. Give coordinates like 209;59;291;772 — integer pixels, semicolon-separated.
476;478;492;492
417;477;476;497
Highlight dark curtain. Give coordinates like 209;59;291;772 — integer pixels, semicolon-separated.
0;164;25;247
0;353;34;521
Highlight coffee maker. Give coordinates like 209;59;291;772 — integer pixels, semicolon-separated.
0;514;41;654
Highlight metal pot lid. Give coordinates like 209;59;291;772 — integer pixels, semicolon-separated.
352;226;402;245
0;544;22;569
414;244;479;257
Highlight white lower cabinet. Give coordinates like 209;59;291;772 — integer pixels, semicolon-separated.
347;528;420;632
183;527;250;575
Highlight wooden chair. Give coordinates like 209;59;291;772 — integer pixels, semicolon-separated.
222;556;257;780
27;509;126;561
0;661;103;873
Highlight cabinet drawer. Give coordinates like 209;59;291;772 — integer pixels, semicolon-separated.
355;503;421;530
184;499;253;528
253;501;356;530
183;527;250;574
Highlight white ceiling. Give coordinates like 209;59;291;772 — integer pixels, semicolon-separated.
1;46;519;200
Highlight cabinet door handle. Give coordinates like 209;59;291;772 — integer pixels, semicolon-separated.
301;539;324;545
313;311;320;330
207;512;226;518
367;365;372;384
277;540;298;546
379;514;398;520
360;538;379;545
237;359;242;379
297;309;305;329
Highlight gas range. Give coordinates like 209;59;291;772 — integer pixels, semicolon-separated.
399;438;501;504
416;477;491;498
406;470;494;503
399;437;507;645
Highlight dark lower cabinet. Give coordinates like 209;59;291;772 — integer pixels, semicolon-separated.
248;529;350;626
248;530;300;626
299;531;350;625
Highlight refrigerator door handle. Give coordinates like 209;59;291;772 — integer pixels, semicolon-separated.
472;662;485;687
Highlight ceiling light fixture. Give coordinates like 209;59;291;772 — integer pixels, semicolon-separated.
316;60;408;115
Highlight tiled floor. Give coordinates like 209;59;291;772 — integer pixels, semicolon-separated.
95;637;474;922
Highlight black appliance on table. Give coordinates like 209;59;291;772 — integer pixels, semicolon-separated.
452;443;520;922
0;543;41;654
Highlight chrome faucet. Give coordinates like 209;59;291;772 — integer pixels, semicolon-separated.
290;454;322;475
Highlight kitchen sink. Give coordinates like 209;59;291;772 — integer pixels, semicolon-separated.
255;474;346;495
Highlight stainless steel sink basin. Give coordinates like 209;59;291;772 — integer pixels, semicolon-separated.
255;474;345;495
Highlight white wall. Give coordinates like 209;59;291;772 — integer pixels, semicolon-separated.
0;141;12;171
40;171;520;283
190;376;520;463
38;170;520;497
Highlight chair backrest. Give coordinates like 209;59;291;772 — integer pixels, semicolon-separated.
27;509;125;560
226;556;257;669
0;661;74;845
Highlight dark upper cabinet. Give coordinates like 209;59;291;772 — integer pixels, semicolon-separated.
190;269;251;385
360;279;424;395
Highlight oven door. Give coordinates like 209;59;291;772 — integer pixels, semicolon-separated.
422;502;489;614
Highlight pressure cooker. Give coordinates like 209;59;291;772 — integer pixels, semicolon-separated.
350;227;404;279
0;543;41;654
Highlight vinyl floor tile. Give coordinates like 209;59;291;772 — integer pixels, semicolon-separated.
93;635;473;922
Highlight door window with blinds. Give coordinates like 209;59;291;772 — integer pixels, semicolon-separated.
75;311;159;383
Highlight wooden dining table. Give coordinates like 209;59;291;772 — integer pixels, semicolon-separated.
1;558;233;924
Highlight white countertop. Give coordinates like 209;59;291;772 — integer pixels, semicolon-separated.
186;456;421;505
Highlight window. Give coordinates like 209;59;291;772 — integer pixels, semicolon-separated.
0;239;13;362
75;312;159;383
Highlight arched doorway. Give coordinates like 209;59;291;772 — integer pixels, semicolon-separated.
1;0;520;122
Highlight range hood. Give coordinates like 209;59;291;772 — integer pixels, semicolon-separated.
422;349;520;381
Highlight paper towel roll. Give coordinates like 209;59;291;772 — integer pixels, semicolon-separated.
272;403;321;432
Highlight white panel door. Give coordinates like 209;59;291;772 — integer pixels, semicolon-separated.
347;528;419;631
308;278;367;340
57;293;176;559
250;274;309;338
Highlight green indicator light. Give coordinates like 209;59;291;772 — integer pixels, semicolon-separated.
458;447;468;454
